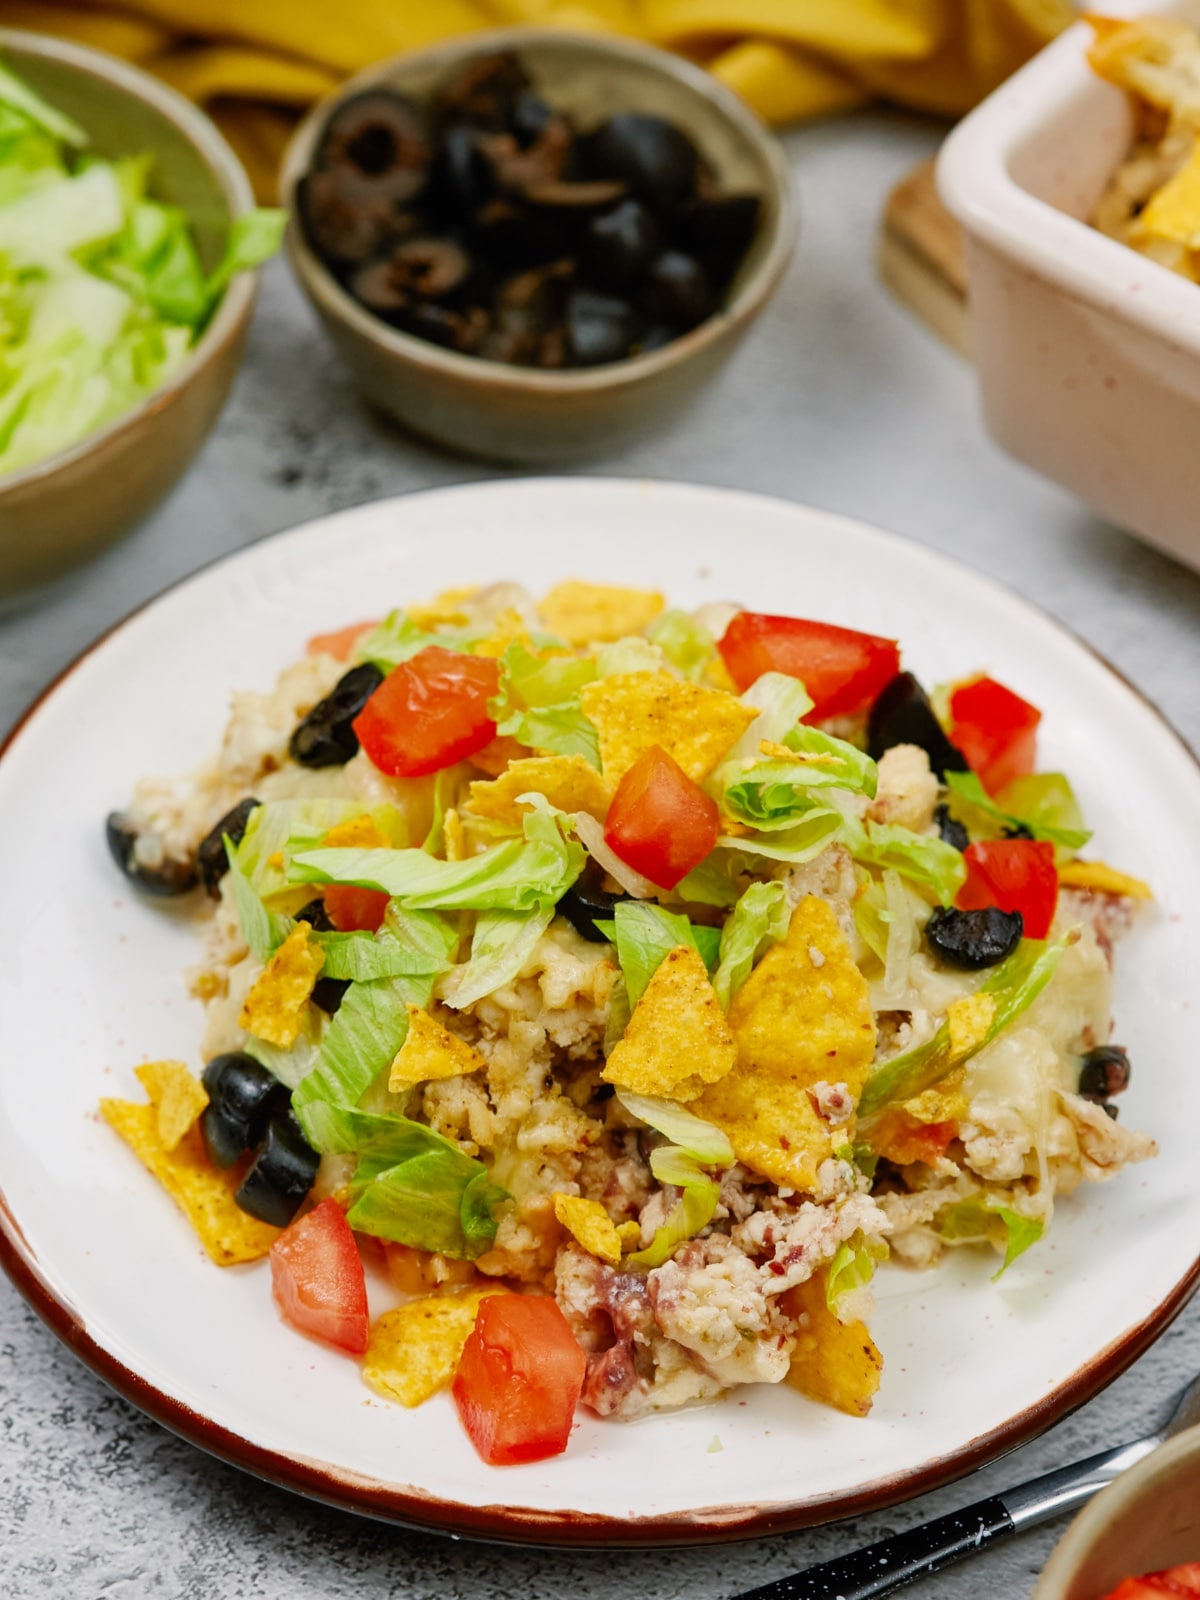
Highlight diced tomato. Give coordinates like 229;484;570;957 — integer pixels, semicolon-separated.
269;1198;369;1356
353;646;499;778
452;1294;587;1466
323;883;390;933
871;1110;958;1167
958;839;1058;939
1100;1577;1200;1600
306;619;380;660
603;745;719;890
717;611;901;721
948;676;1042;795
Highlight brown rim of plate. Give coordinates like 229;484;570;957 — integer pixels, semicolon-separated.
1;498;1197;1548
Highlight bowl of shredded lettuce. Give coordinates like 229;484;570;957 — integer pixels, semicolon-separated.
0;31;284;600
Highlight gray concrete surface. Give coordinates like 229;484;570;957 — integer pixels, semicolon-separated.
2;109;1198;1600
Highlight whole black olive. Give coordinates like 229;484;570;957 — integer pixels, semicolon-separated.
1079;1045;1132;1101
933;803;970;853
431;124;493;215
582;199;661;289
201;1052;288;1170
235;1111;321;1228
311;976;351;1015
582;113;699;211
678;193;761;282
867;672;969;779
1004;822;1036;840
565;288;640;366
435;53;530;131
197;797;260;898
641;250;714;330
511;90;557;147
559;861;632;942
106;813;198;897
295;898;336;932
315;91;430;205
926;906;1024;970
289;662;384;768
471;199;566;271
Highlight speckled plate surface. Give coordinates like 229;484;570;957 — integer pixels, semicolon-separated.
1;479;1198;1547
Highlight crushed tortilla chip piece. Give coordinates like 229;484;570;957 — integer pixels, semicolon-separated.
134;1060;209;1152
471;608;534;659
324;813;390;851
1141;141;1200;246
616;1220;642;1251
100;1096;279;1265
694;897;877;1192
443;808;466;862
946;993;996;1063
1086;15;1200;123
539;580;664;646
782;1270;882;1417
390;1004;487;1091
1058;859;1153;900
580;672;756;785
602;946;736;1102
405;586;479;628
238;924;325;1048
903;1067;968;1127
363;1287;502;1407
553;1195;622;1265
469;755;611;828
470;734;530;777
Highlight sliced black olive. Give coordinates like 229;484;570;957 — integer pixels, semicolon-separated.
197;797;260;898
641;250;715;330
298;170;396;269
523;178;628;212
565;288;640;366
582;198;661;290
480;124;573;195
295;898;336;932
1004;822;1035;840
201;1052;288;1170
392;299;486;351
348;258;409;321
925;906;1023;970
558;861;632;942
933;803;970;853
435;52;530;131
311;976;351;1015
106;813;198;897
867;672;969;779
582;113;699;211
289;662;384;768
316;91;430;204
511;90;557;147
1079;1045;1132;1101
677;193;761;281
471;199;566;272
235;1111;321;1228
431;123;493;215
387;237;473;300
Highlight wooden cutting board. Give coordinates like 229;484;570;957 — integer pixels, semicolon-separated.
877;157;970;355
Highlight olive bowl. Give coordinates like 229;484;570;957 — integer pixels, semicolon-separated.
280;28;796;464
0;29;258;605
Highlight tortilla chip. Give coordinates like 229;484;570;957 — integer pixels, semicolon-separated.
470;734;531;778
1058;859;1153;900
390;1004;487;1091
539;581;664;646
602;946;736;1102
616;1220;642;1251
903;1067;968;1126
693;897;876;1192
782;1270;882;1418
553;1195;622;1266
324;813;390;850
443;808;466;863
363;1287;501;1407
238;924;325;1048
946;993;996;1064
1141;142;1200;246
469;755;611;828
134;1060;209;1152
1086;15;1200;120
471;609;534;659
580;672;756;785
405;586;479;628
100;1097;279;1265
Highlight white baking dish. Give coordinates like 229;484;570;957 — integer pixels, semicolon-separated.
937;0;1200;573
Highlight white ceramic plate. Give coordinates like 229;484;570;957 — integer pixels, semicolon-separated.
2;479;1197;1547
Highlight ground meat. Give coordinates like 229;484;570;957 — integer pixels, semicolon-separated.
1057;1091;1158;1183
648;1238;793;1385
867;744;938;834
810;1080;854;1127
732;1191;888;1296
1057;890;1138;968
782;843;858;944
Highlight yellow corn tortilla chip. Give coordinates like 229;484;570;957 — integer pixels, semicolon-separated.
946;993;996;1063
1058;859;1153;900
363;1287;502;1407
553;1195;622;1266
443;808;466;863
405;586;479;627
324;813;390;850
903;1067;968;1126
580;672;756;786
134;1060;209;1153
602;946;737;1102
783;1270;882;1418
539;580;664;646
238;924;325;1048
470;734;531;777
1141;142;1200;246
471;608;534;659
693;897;877;1192
616;1220;642;1251
468;755;611;828
390;1004;487;1091
100;1097;279;1265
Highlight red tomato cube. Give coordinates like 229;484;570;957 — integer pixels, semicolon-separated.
353;646;499;777
957;839;1058;940
453;1294;587;1466
269;1198;369;1356
717;611;901;721
948;676;1041;796
324;883;390;933
604;745;719;890
306;619;380;660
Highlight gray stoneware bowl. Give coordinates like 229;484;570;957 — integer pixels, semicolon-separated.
0;30;258;604
280;27;795;463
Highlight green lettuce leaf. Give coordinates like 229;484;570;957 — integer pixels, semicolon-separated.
604;901;721;1007
616;1092;735;1167
488;640;601;767
826;1232;889;1320
711;880;789;1009
940;1197;1044;1278
223;835;293;962
645;608;716;680
0;60;87;146
439;904;555;1010
945;770;1091;853
726;672;814;759
844;816;966;905
616;1093;733;1269
717;809;845;864
355;609;486;671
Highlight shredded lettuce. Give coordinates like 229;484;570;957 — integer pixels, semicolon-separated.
439;904;555;1010
602;901;721;1007
0;60;86;145
645;609;715;680
487;641;601;767
725;672;814;760
711;880;789;1009
718;809;845;864
616;1093;735;1166
940;1197;1044;1278
617;1092;734;1269
945;771;1091;854
235;797;392;902
594;636;667;676
843;816;967;906
355;609;485;670
671;856;742;907
223;835;293;962
310;929;450;981
826;1232;889;1320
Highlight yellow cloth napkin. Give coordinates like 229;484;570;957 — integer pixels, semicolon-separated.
0;0;1075;198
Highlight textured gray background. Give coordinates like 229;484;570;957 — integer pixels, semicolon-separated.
2;110;1199;1600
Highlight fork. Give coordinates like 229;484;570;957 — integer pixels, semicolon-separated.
730;1372;1200;1600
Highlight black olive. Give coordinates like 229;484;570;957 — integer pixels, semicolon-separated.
197;797;260;898
200;1052;288;1170
1004;822;1036;840
677;193;761;282
106;813;198;897
431;124;493;215
641;250;715;330
435;53;530;131
386;236;474;301
289;662;384;767
295;898;336;932
582;114;699;211
315;91;430;205
1079;1045;1132;1101
471;199;566;272
559;861;632;942
867;672;969;779
582;199;661;289
511;90;557;147
522;178;628;214
348;258;409;322
926;906;1024;970
298;169;399;269
392;299;486;351
311;976;351;1015
235;1111;321;1228
564;288;640;366
933;803;970;853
